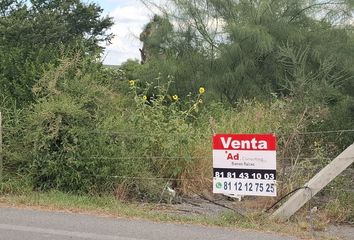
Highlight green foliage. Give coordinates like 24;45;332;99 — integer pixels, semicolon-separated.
140;1;354;107
11;57;126;193
140;15;174;63
0;0;113;105
0;94;26;170
322;165;354;223
126;81;206;177
0;176;32;195
0;0;352;225
5;57;207;198
118;59;141;80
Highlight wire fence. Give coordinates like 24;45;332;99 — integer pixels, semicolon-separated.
1;127;353;173
65;162;354;182
0;126;353;213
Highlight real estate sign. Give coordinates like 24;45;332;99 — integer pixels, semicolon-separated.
213;134;277;197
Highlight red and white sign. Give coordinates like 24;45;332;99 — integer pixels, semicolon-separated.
213;134;276;150
213;134;277;197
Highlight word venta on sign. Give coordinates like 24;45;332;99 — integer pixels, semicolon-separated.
213;134;277;197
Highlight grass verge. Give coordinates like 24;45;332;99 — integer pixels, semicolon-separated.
0;190;333;239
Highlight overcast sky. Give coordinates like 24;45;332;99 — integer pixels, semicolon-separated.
93;0;160;65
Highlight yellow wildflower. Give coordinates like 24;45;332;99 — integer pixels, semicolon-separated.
172;95;179;101
199;87;205;94
143;95;147;101
129;80;135;86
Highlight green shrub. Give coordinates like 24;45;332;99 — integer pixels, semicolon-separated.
17;58;208;199
18;58;130;193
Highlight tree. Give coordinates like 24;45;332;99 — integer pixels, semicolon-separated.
139;14;174;64
119;59;141;80
137;12;213;98
141;0;354;105
0;0;113;104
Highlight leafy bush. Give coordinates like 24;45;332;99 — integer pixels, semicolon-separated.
16;57;127;193
12;58;208;199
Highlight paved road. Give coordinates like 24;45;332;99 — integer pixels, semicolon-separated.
0;207;298;240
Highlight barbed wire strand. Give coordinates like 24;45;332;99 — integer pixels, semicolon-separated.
297;129;354;135
83;129;354;137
